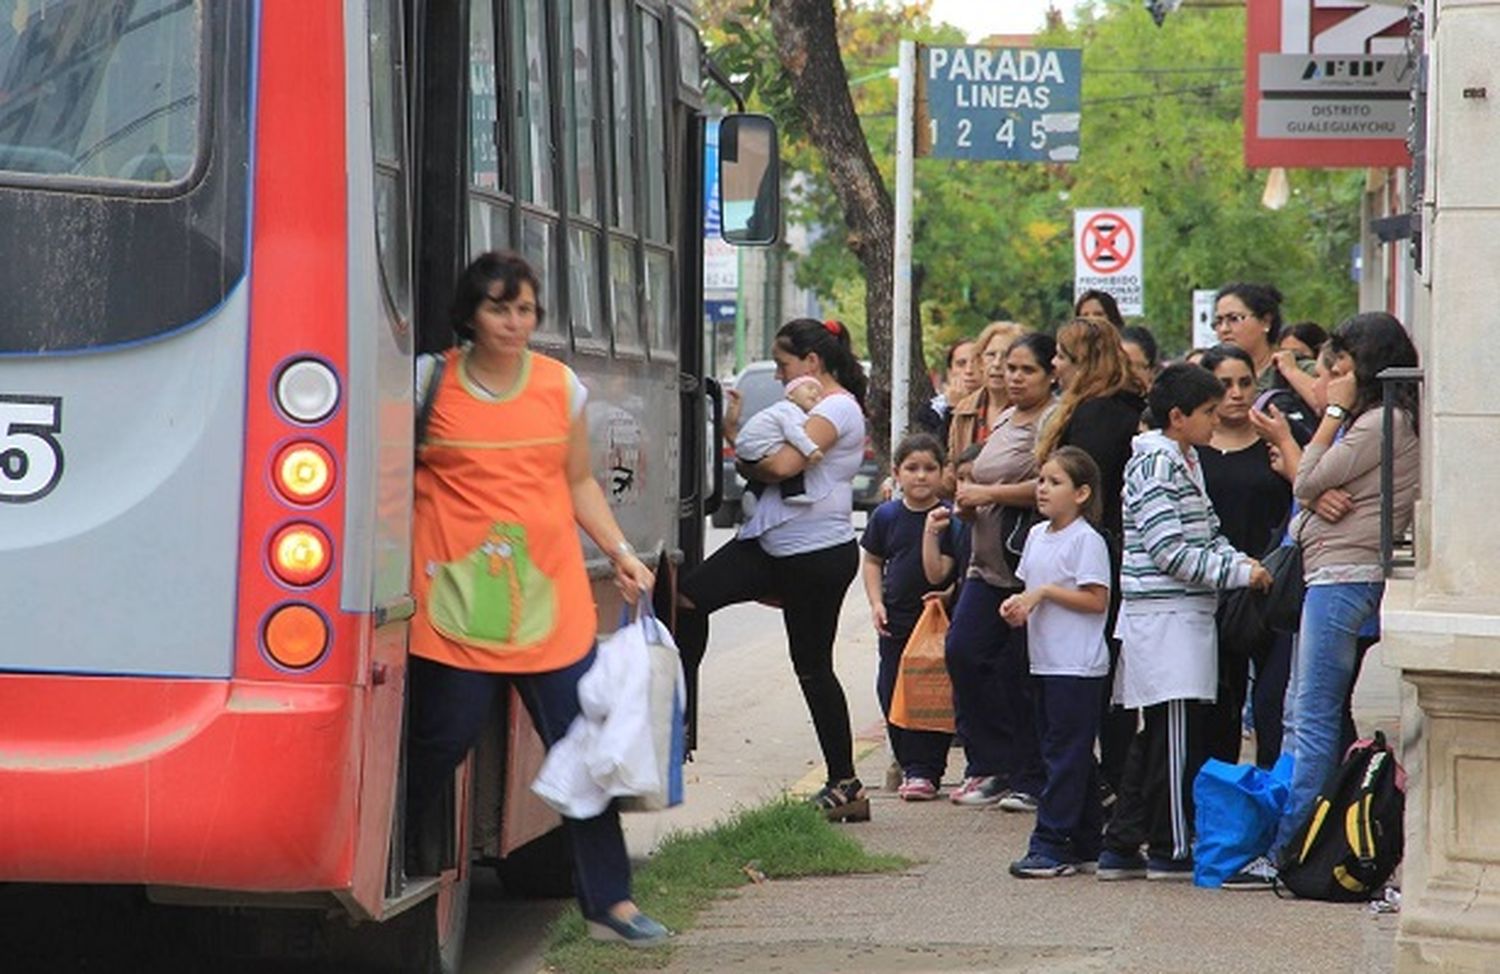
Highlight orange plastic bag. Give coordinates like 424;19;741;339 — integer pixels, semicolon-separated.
888;599;955;733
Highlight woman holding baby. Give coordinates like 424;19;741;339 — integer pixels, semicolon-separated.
676;318;872;820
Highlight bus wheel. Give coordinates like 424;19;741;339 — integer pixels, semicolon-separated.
493;825;574;899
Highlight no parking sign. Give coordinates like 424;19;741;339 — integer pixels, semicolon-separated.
1074;208;1143;317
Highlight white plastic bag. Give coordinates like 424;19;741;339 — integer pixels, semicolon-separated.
619;604;686;813
531;604;684;818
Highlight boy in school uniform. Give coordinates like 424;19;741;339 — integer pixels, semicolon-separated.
1097;364;1271;881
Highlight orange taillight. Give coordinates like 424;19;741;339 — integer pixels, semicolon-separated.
270;523;332;587
262;603;329;669
274;442;335;504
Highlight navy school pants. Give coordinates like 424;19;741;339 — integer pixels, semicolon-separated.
943;579;1043;794
1029;674;1106;863
404;650;630;921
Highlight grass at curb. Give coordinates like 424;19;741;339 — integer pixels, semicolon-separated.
542;799;908;974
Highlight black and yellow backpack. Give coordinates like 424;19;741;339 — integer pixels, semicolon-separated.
1277;731;1405;902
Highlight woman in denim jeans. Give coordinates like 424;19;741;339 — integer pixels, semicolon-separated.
1227;312;1419;889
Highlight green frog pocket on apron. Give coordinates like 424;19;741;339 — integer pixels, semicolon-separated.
427;522;559;648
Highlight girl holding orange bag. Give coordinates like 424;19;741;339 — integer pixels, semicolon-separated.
860;432;955;801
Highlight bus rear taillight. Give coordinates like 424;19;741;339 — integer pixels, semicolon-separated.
270;524;333;587
262;603;330;669
275;359;340;424
274;442;335;504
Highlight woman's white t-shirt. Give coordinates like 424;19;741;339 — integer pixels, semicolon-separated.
739;391;865;557
1015;517;1113;677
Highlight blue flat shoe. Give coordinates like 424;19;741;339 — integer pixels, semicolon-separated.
586;910;671;948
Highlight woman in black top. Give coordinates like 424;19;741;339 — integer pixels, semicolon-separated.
1198;344;1293;766
1038;316;1145;799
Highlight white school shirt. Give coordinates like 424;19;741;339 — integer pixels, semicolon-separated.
1015;518;1113;677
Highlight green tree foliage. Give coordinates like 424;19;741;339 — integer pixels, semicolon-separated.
703;0;1362;362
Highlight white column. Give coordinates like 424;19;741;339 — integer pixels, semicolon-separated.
1387;2;1500;969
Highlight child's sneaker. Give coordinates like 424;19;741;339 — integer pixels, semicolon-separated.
897;776;939;801
1009;853;1078;878
1146;856;1195;881
1096;849;1147;881
997;791;1039;813
951;775;1007;806
948;776;979;803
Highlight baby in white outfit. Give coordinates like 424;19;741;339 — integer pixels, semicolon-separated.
735;375;827;510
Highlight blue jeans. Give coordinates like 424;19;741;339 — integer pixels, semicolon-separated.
1272;581;1384;856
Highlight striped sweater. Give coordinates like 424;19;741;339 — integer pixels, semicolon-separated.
1120;431;1253;604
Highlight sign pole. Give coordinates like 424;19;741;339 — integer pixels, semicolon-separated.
891;39;916;464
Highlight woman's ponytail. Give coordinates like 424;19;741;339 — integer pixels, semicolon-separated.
775;318;868;408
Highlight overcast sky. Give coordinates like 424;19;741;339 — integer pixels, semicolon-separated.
927;0;1067;38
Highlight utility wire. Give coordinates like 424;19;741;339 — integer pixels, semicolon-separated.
1083;80;1242;106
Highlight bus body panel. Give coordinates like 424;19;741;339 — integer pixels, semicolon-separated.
0;675;359;890
0;294;248;678
341;0;417;620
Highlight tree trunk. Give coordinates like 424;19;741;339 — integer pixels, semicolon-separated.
768;0;928;468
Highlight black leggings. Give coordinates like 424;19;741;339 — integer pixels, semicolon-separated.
677;537;860;781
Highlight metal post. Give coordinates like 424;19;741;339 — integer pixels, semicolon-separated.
733;246;746;372
891;39;916;464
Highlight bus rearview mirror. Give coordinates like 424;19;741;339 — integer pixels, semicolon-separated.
717;114;779;246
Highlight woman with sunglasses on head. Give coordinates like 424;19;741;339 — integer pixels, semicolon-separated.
1212;283;1320;393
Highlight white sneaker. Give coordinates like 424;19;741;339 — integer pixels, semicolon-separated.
1222;856;1278;890
998;792;1039;813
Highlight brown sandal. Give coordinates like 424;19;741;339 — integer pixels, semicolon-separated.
810;778;870;823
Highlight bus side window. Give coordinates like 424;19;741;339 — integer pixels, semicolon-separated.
639;9;674;358
564;0;606;349
468;0;513;259
606;0;644;354
370;0;412;317
516;0;564;340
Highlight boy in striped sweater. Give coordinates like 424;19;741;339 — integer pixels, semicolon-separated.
1097;364;1271;882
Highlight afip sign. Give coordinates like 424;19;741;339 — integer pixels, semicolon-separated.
1074;208;1143;317
1244;0;1411;168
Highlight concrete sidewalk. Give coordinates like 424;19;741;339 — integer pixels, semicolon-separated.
655;649;1407;974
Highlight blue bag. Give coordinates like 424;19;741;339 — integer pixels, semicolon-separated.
1192;754;1293;887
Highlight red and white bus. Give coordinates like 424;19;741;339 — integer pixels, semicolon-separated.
0;1;773;969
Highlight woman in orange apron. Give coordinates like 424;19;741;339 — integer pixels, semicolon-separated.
406;252;664;946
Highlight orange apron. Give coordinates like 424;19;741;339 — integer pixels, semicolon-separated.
411;348;596;674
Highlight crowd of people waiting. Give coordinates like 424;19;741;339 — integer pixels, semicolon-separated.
706;283;1419;892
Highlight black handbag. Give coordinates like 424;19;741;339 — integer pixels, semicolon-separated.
999;505;1039;572
1217;538;1305;660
